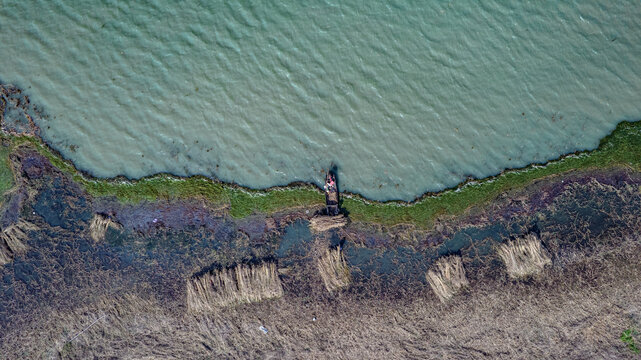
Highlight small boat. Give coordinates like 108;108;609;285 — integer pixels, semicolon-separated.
309;169;347;232
324;170;340;216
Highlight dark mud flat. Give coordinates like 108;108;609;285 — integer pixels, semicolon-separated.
1;147;641;358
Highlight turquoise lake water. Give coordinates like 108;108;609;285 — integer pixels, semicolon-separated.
1;1;640;201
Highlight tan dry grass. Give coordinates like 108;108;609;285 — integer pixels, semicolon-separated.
317;246;351;292
0;220;37;265
498;234;551;279
89;214;122;242
187;262;283;312
426;255;468;302
309;215;348;232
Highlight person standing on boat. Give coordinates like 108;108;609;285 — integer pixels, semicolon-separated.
325;173;336;192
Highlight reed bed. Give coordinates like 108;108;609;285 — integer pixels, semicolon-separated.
0;220;37;265
426;255;468;302
187;262;283;312
498;234;551;279
317;246;351;292
89;214;122;242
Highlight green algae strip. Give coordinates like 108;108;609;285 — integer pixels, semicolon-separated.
3;121;641;228
0;144;14;196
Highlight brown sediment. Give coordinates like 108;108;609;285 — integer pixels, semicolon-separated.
0;83;41;137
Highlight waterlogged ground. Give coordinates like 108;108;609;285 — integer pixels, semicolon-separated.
1;145;641;357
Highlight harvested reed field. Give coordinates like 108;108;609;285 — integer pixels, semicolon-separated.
187;262;283;312
426;255;468;302
317;246;351;292
498;234;552;279
2;235;641;359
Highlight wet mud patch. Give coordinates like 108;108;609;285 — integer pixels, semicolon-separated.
540;179;639;250
94;199;226;234
345;244;431;286
34;176;91;230
277;220;314;259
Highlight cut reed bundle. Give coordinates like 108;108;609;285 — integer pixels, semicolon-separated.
89;214;122;242
187;262;283;312
309;215;348;232
498;234;551;279
317;246;351;293
0;220;37;265
426;255;468;302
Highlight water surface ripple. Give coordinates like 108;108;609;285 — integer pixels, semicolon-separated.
1;1;640;200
